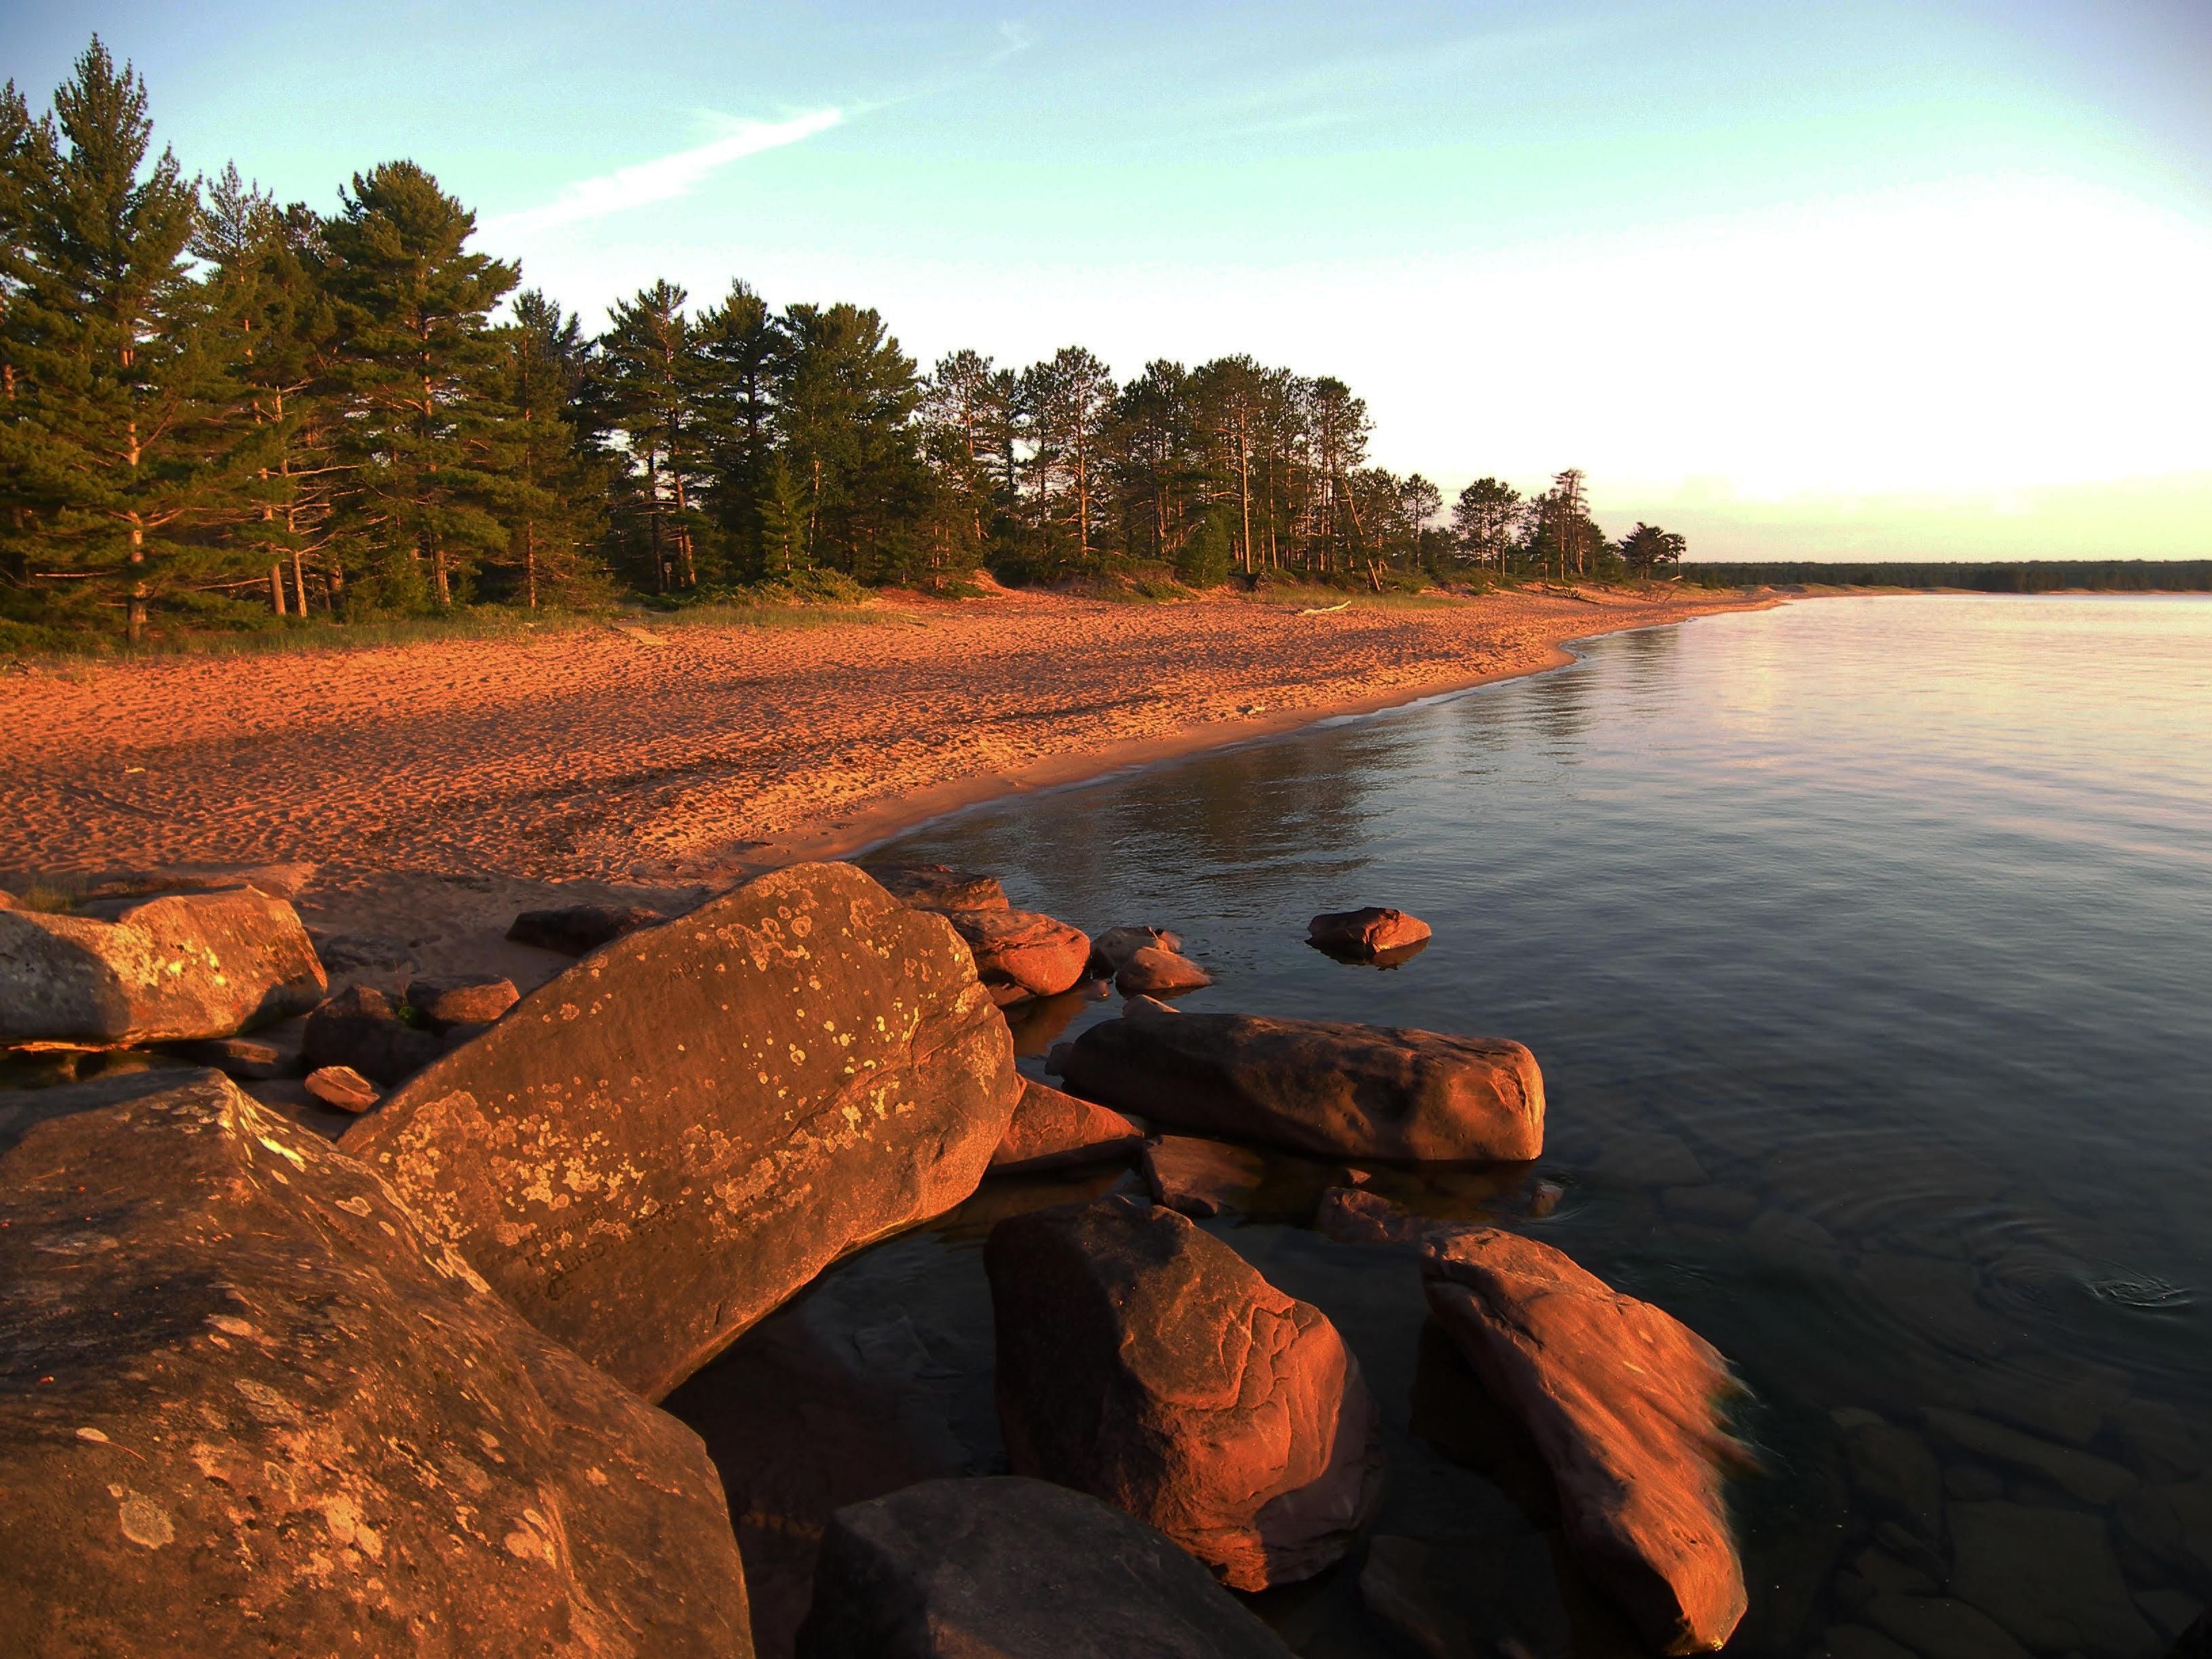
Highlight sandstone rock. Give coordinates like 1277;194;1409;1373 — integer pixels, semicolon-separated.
795;1476;1296;1659
1315;1185;1440;1248
1861;1593;2033;1659
1422;1225;1747;1653
943;908;1091;1005
301;984;442;1086
988;1078;1143;1175
343;862;1022;1400
1922;1407;2139;1505
859;862;1009;913
304;1064;380;1112
1308;906;1432;959
505;901;665;956
986;1195;1382;1590
1948;1501;2161;1659
406;975;520;1027
1115;944;1213;997
0;1071;752;1658
1089;925;1184;977
1062;1008;1544;1162
0;888;326;1046
165;1035;285;1081
1142;1135;1264;1218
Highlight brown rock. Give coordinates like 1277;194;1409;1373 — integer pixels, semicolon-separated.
986;1195;1383;1590
989;1078;1143;1175
0;888;326;1046
405;975;520;1027
301;983;442;1086
1315;1185;1440;1248
505;901;665;956
304;1063;380;1112
0;1071;753;1658
165;1035;285;1080
1089;925;1184;977
797;1476;1297;1659
1142;1135;1264;1218
943;908;1092;1005
1062;1007;1544;1162
1115;944;1213;997
1421;1226;1747;1653
342;862;1022;1400
861;862;1009;913
1308;906;1433;959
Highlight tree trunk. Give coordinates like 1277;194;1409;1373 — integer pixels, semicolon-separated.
270;563;287;616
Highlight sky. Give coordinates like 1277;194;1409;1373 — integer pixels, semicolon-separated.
6;1;2210;560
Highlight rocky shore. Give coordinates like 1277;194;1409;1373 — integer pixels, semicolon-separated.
2;856;2204;1657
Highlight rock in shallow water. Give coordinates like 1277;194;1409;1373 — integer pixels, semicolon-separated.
0;1070;752;1658
342;861;1022;1400
795;1476;1296;1659
1946;1501;2161;1659
1141;1134;1264;1218
942;907;1092;1004
1061;1006;1544;1161
986;1194;1382;1591
1421;1225;1748;1654
860;862;1009;913
1307;905;1432;959
1089;924;1184;977
988;1077;1143;1175
0;887;326;1046
1115;944;1214;997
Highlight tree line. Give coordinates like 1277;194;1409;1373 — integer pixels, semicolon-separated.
1680;561;2212;593
0;42;1688;645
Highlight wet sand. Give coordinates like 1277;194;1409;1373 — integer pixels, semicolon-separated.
1;584;1764;889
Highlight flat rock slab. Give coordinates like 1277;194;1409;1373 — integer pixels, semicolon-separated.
1061;1007;1544;1161
1143;1135;1265;1218
796;1476;1296;1659
987;1195;1382;1590
942;908;1091;1004
1422;1225;1748;1653
0;888;325;1046
342;861;1022;1400
0;1071;752;1658
990;1078;1143;1175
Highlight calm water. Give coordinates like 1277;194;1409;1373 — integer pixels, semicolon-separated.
681;596;2212;1657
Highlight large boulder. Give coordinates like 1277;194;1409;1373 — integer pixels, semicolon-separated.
0;887;325;1046
943;908;1092;1005
1061;1007;1544;1162
342;861;1022;1400
0;1070;752;1658
796;1476;1296;1659
989;1077;1143;1175
986;1195;1382;1590
1422;1226;1747;1654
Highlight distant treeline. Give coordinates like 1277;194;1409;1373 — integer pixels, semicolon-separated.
0;41;1690;648
1681;561;2212;593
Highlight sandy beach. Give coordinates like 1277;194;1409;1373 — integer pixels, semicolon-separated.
2;584;1763;890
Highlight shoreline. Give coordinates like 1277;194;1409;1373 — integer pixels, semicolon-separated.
1;585;1775;896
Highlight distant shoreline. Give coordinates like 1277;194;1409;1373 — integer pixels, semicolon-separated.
0;585;1772;890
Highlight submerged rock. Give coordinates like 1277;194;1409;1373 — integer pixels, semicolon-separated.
301;983;442;1086
861;862;1009;913
342;862;1022;1400
988;1077;1143;1175
1947;1501;2160;1659
1061;1007;1544;1162
1142;1135;1265;1218
943;908;1092;1005
0;1071;753;1658
1308;906;1433;960
0;887;326;1046
796;1476;1296;1659
986;1195;1382;1590
505;900;665;956
1422;1225;1748;1653
1315;1185;1442;1248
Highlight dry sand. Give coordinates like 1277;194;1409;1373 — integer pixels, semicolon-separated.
2;584;1763;889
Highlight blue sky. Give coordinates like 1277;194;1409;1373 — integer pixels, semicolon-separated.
6;1;2209;558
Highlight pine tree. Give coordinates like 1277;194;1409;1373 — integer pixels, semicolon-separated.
493;290;605;608
773;302;922;581
693;279;777;577
317;160;517;611
593;279;707;592
0;40;239;642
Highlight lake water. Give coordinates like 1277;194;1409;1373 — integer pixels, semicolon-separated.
672;595;2212;1657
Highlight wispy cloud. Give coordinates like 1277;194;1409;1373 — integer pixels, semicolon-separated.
487;108;843;234
988;20;1035;66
